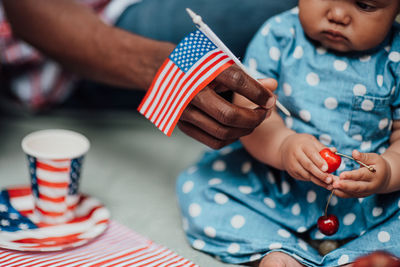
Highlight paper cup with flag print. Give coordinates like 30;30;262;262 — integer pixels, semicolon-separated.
21;129;90;225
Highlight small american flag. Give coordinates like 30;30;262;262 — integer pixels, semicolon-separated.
138;30;234;136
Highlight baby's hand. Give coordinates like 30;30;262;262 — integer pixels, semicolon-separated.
332;150;389;198
280;133;333;189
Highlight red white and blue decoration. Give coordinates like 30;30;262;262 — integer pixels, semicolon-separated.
0;221;199;266
27;155;85;225
138;29;234;136
0;185;110;251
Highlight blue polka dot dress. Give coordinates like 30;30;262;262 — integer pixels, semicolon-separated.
176;7;400;267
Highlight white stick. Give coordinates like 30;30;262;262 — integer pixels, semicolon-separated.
186;8;291;116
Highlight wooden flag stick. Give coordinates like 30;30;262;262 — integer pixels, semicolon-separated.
186;8;291;116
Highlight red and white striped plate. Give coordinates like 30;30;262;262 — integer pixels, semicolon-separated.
0;185;110;252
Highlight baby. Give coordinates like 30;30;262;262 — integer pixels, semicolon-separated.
177;1;400;266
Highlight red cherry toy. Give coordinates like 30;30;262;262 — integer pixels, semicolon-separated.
316;149;376;236
317;190;339;236
319;148;341;173
318;214;339;236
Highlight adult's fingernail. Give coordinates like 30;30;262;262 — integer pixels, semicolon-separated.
265;95;276;109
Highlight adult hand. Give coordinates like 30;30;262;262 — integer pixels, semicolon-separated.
178;65;276;149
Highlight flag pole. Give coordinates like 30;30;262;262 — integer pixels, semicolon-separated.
186;8;291;117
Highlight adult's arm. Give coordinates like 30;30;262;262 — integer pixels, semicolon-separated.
3;0;275;149
3;0;172;89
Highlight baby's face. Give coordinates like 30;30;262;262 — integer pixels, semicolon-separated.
298;0;400;52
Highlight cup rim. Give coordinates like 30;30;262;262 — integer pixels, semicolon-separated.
21;129;90;160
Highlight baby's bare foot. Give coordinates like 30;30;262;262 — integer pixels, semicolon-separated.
259;252;304;267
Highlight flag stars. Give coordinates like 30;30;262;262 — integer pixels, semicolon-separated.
19;223;29;230
1;219;10;226
9;213;19;220
0;204;7;212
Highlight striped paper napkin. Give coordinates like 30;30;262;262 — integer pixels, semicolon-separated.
0;220;199;267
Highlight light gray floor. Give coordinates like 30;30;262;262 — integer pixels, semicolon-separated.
0;108;243;267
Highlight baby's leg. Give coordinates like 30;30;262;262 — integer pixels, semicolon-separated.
258;252;304;267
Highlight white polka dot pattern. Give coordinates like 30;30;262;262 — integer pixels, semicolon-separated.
241;162;252;174
261;24;270;36
359;55;371;62
338;255;350;265
353;84;367;96
361;100;374;111
299;110;311;122
343;121;350;132
264;197;276;208
343;213;356;225
208;178;222;185
283;83;292;96
324;97;338;110
298;240;308;251
212;160;226;171
319;134;332;145
214;193;228;205
389;51;400;62
378;231;391;243
372;207;383;217
281;181;290;195
277;229;291;238
248;58;258;71
193;239;205;249
291;203;301;215
250;254;262;262
239;186;252;194
297;227;307;233
379;118;389;130
307;190;317;203
285;117;293;128
269;243;283;249
269;47;281;61
189;203;201;217
334;60;347;71
293;46;304;59
204;226;217;238
377;75;383;87
227;243;240;254
182;181;194;193
306;72;319;86
231;215;246;229
316;47;326;54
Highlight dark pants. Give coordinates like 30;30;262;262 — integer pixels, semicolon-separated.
64;0;297;109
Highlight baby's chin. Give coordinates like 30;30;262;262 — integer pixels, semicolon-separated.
317;40;353;53
317;38;379;54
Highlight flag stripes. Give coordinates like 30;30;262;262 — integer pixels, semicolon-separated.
34;159;72;224
0;221;199;267
0;186;110;251
138;30;234;136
